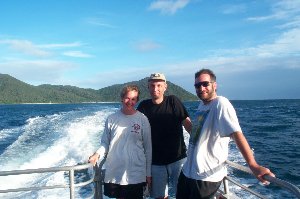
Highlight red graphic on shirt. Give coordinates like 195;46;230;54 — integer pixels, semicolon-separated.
131;124;140;134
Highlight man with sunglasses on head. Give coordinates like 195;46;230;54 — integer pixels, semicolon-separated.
137;73;192;199
176;68;274;199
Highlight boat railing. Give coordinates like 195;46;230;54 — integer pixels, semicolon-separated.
0;159;299;199
217;160;300;199
0;163;96;199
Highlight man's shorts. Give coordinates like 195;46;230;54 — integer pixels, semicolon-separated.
104;182;145;199
151;158;186;198
176;171;222;199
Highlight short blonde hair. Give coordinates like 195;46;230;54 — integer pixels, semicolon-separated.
120;85;140;101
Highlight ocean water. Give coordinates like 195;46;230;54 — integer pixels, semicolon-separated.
0;100;299;198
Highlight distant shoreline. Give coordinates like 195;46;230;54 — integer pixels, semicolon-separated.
0;101;121;105
1;98;300;105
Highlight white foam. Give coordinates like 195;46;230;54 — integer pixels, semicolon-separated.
0;107;115;198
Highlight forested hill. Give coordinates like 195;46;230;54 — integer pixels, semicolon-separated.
0;74;198;104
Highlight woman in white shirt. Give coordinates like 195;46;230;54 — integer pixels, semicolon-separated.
89;85;152;199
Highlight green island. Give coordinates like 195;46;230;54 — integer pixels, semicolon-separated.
0;74;198;104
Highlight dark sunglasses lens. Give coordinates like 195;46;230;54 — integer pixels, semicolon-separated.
194;81;210;88
202;82;209;87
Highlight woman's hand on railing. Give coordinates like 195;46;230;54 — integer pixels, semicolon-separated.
146;176;152;189
88;153;100;166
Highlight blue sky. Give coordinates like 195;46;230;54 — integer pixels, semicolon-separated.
1;0;300;100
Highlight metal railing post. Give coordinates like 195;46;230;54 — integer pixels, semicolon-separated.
223;178;229;196
69;169;75;199
94;158;106;199
94;163;101;199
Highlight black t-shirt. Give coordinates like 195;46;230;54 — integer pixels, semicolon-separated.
137;95;189;165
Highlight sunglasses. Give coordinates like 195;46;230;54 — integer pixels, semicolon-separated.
194;81;213;88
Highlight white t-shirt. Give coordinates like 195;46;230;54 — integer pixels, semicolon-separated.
96;110;152;185
182;96;242;182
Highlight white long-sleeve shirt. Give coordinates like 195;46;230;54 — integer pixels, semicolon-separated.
96;110;152;185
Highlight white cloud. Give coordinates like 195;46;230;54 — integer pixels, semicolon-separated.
262;28;300;55
276;16;300;29
148;0;190;15
247;0;300;22
0;39;88;58
134;40;162;52
85;17;116;28
212;28;300;58
63;51;93;58
0;39;51;57
0;59;77;85
39;42;84;49
73;67;154;89
221;4;246;15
